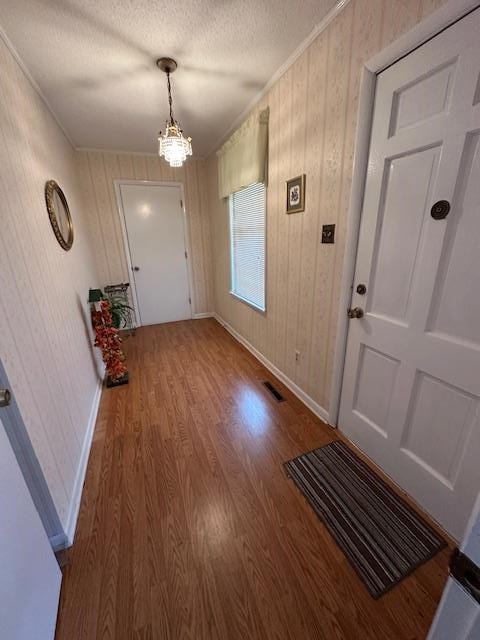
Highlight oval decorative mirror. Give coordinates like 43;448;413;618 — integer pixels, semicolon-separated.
45;180;74;251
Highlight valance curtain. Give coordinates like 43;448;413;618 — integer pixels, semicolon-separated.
216;107;269;199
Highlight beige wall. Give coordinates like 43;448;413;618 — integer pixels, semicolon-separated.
0;35;102;526
0;0;448;530
206;0;447;415
76;151;214;315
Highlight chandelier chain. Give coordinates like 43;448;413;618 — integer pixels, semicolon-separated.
166;71;175;125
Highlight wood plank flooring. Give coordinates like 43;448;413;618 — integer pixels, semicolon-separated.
55;319;449;640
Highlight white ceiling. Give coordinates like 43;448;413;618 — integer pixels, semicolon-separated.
0;0;338;156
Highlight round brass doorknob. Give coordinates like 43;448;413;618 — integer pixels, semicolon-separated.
347;307;364;319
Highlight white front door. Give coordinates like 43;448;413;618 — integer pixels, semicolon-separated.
0;416;61;639
119;183;192;326
339;8;480;540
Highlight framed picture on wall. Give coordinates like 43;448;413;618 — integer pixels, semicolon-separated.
286;174;306;214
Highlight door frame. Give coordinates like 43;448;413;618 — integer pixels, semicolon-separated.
114;179;194;327
328;0;480;427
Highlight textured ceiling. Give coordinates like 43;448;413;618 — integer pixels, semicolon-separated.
0;0;338;156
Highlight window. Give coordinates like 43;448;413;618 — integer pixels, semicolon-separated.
229;182;266;311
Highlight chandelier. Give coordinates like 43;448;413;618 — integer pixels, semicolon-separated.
156;57;192;168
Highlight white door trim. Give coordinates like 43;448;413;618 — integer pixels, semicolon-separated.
0;359;67;550
113;179;194;327
328;0;480;426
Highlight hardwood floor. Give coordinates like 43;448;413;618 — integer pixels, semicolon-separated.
55;319;449;640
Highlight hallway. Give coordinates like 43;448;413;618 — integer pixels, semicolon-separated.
55;319;449;639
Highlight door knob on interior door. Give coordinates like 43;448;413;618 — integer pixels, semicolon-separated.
132;266;140;272
347;307;364;319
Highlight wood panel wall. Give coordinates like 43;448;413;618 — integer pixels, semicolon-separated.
76;151;214;315
206;0;447;415
0;34;102;526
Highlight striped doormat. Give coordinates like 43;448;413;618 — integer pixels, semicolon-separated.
284;440;446;598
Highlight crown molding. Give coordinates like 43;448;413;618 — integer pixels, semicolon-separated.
76;146;160;157
205;0;352;158
0;20;76;149
76;146;205;161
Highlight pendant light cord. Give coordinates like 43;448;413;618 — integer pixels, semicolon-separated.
167;70;175;125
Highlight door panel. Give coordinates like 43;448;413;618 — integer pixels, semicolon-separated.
401;372;477;487
369;147;440;322
339;9;480;539
428;132;480;345
119;183;191;326
353;346;399;438
0;417;61;639
389;59;457;136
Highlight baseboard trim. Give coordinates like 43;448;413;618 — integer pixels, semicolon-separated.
213;313;332;425
64;379;102;545
193;312;215;319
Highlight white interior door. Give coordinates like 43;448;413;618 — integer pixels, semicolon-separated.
0;416;61;640
339;9;480;540
119;183;191;326
428;493;480;639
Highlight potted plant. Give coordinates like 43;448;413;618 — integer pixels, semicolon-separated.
108;294;134;330
88;289;129;387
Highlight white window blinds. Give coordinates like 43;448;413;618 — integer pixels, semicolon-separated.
229;183;266;311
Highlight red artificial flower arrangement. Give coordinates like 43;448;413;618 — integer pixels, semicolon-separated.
91;300;128;383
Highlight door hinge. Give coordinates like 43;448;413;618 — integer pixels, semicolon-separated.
184;251;188;259
180;199;183;209
188;297;191;305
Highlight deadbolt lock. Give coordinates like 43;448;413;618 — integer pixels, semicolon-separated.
431;200;450;220
347;307;364;319
0;388;11;408
356;284;367;295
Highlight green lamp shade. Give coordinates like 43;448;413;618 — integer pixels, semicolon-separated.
88;288;104;303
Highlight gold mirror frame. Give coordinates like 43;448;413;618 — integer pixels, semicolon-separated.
45;180;74;251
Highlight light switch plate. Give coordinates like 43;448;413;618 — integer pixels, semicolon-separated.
322;224;335;244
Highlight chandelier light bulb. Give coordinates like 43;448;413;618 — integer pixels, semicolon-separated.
158;122;192;168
